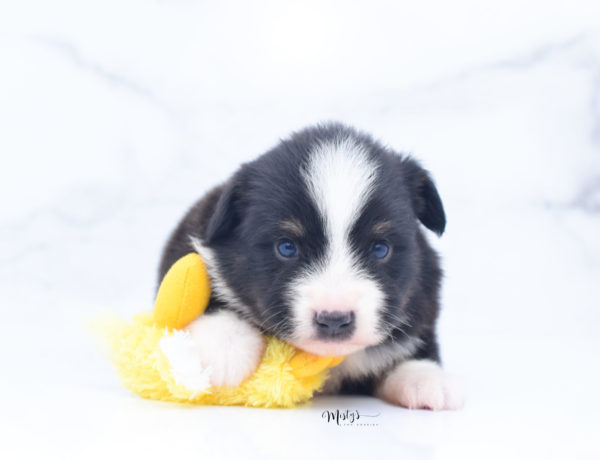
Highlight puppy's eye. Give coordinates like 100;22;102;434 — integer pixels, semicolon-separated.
371;241;390;260
276;239;299;259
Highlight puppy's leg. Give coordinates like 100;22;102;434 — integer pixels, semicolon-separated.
376;359;465;410
160;310;265;389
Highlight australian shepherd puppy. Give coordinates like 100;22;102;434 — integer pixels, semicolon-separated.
159;123;464;410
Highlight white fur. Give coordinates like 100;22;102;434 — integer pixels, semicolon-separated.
159;330;212;393
289;137;386;354
376;359;465;410
162;310;265;388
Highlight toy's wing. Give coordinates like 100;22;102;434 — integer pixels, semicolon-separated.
153;253;211;329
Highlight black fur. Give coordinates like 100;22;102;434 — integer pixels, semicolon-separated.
159;122;446;395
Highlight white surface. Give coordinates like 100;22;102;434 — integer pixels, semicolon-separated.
1;1;600;459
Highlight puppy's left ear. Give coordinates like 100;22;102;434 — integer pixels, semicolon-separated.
403;158;446;236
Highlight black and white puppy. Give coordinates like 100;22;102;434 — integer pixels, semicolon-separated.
159;123;463;410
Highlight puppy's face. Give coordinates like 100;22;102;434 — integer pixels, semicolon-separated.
199;126;445;356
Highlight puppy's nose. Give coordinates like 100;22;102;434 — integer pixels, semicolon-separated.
314;310;355;339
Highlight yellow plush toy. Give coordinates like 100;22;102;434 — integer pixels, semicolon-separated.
97;253;343;408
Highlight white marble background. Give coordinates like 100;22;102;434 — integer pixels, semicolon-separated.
1;1;600;458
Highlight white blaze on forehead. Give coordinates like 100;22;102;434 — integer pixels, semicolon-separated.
302;137;379;268
290;137;385;351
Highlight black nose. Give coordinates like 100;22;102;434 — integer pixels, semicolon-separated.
314;311;355;340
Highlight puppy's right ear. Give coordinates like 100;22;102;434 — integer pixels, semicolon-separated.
204;174;245;244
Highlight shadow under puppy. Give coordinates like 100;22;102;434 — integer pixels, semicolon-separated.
159;122;464;410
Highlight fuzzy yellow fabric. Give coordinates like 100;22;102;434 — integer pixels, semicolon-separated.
96;253;343;408
96;312;340;408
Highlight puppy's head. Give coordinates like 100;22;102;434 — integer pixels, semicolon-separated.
196;124;445;356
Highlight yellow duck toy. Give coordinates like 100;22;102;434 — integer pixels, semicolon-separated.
97;253;344;408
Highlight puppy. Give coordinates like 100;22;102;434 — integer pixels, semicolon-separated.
158;123;464;410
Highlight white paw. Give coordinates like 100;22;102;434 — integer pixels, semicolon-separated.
178;310;265;388
160;330;212;392
377;359;465;410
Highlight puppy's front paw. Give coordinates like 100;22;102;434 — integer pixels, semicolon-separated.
163;310;265;388
186;310;266;387
160;330;212;392
376;359;465;410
